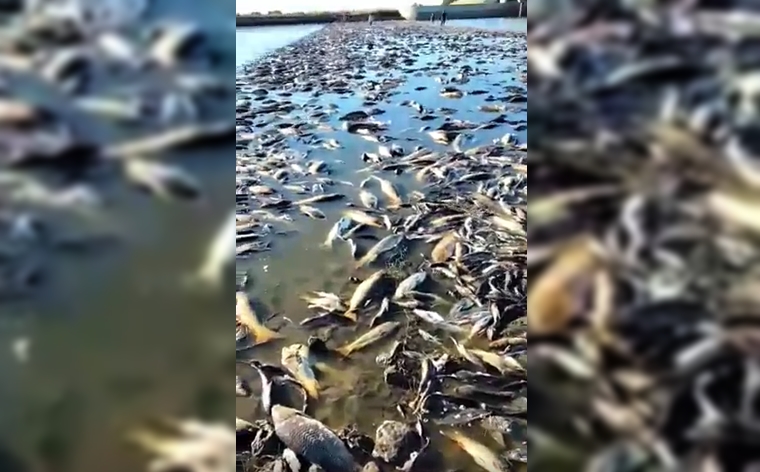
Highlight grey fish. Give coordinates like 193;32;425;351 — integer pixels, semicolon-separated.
271;405;357;472
344;269;386;320
393;271;428;300
336;321;401;357
356;233;405;268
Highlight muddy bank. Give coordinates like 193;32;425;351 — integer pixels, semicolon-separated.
235;23;526;472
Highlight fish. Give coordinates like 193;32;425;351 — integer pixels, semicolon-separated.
236;291;282;346
123;159;201;200
358;189;379;209
281;344;321;399
356;234;405;268
431;232;458;263
371;175;403;207
369;297;391;328
344;269;387;321
441;429;508;472
394;271;428;300
343;209;384;228
300;205;326;219
191;211;235;288
295;193;344;206
302;291;345;312
336;321;401;357
323;217;352;248
271;405;356;472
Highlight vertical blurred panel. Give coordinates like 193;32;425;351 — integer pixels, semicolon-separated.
530;1;760;471
0;0;235;470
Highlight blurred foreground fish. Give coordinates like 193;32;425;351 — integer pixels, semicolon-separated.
189;211;234;288
271;405;357;472
236;291;282;346
129;418;234;472
123;159;201;201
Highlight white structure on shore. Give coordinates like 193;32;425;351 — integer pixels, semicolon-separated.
398;0;516;21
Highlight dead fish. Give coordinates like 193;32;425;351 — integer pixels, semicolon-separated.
322;138;342;150
271;406;356;472
345;269;387;321
236;291;282;346
123;159;200;200
295;193;344;206
281;344;320;399
356;233;405;268
359;189;379;209
431;232;458;263
369;297;391;328
105;121;234;158
441;429;508;472
336;321;401;357
0;98;43;126
343;209;384;228
150;23;204;68
347;238;358;259
371;175;403;207
236;376;252;397
300;205;326;220
249;185;276;195
74;96;143;122
192;211;235;287
394;271;428;300
301;291;345;312
440;87;465;99
323;217;352;248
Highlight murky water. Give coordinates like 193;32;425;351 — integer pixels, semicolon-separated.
236;25;324;68
236;21;526;471
0;1;235;471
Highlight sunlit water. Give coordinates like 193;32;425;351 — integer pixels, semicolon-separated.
235;20;526;471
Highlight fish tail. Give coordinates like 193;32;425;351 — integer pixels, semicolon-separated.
251;322;283;345
127;429;171;456
342;310;358;322
301;378;320;399
336;345;353;358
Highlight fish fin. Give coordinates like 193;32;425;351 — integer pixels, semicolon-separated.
300;378;320;399
335;345;352;358
342;310;358;322
249;323;284;345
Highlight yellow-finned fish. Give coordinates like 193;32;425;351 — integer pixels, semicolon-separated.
236;291;282;345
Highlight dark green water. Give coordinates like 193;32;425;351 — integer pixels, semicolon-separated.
0;1;235;471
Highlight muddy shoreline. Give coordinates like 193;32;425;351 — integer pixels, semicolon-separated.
236;23;526;472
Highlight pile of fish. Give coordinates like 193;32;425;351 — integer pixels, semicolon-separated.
531;1;760;471
235;23;527;472
0;0;235;300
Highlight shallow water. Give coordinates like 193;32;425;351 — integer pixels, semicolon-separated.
236;22;526;471
236;25;324;68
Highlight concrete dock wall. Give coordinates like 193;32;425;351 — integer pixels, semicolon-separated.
398;2;522;21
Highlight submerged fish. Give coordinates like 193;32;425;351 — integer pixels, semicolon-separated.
271;405;356;472
236;291;282;346
336;321;401;357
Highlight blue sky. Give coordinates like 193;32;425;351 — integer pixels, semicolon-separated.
236;0;436;13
